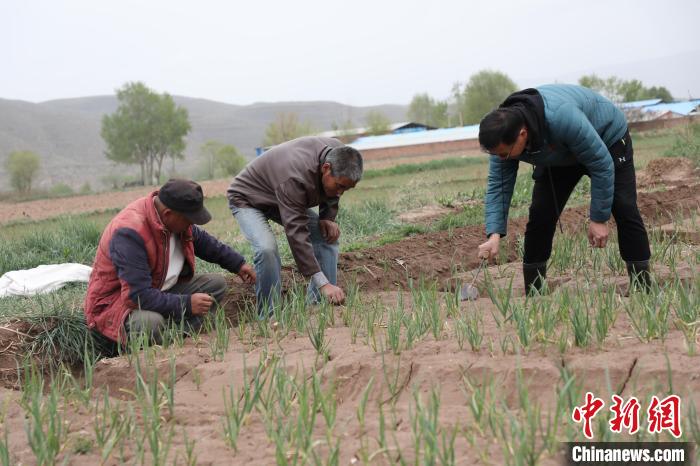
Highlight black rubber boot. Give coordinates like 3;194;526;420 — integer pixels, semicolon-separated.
626;260;652;293
523;262;547;296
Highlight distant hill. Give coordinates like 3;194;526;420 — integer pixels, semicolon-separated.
0;96;408;191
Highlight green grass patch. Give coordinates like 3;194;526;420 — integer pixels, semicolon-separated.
362;156;484;179
632;126;689;169
0;218;103;275
663;122;700;165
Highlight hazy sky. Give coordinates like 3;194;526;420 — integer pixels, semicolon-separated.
3;0;699;106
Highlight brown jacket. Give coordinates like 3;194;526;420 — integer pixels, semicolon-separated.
227;137;343;277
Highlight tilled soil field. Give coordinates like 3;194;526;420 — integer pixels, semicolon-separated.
0;179;235;225
1;160;700;465
340;182;700;293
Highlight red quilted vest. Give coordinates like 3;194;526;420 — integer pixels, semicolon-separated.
83;192;195;342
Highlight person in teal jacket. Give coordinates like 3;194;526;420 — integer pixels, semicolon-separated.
477;84;651;294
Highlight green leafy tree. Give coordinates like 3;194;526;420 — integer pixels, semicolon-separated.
330;119;352;131
451;82;466;126
101;82;191;185
365;110;391;135
645;86;674;102
263;113;314;146
200;140;222;180
214;144;247;177
330;118;356;139
79;182;92;194
408;93;449;128
199;141;247;178
5;150;41;194
459;70;518;125
579;74;622;101
49;183;74;197
431;101;448;127
154;94;190;182
618;79;647;102
579;74;673;102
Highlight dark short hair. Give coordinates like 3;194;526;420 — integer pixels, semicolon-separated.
478;108;524;152
326;146;364;182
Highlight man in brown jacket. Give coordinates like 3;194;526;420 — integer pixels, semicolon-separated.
227;136;363;316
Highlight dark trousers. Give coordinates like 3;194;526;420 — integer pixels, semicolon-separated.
523;131;651;265
124;273;228;344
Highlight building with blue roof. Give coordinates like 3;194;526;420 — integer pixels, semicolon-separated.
317;121;435;142
619;98;663;109
620;98;699;121
350;125;479;151
641;100;700;117
255;121;436;156
348;125;481;161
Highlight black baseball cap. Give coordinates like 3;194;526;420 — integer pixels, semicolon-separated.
158;179;212;225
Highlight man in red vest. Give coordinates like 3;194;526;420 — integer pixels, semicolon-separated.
84;179;255;344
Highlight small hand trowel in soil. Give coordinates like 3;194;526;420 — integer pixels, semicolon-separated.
459;259;486;301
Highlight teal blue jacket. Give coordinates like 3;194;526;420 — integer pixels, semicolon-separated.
485;84;628;237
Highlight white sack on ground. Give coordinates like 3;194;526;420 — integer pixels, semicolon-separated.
0;264;93;298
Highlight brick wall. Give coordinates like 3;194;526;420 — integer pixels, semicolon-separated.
629;114;700;132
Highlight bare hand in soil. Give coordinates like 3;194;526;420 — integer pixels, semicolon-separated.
588;221;609;248
191;293;214;315
477;234;500;260
237;263;256;284
320;284;345;304
319;220;341;243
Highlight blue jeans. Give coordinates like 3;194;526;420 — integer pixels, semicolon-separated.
231;206;339;316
